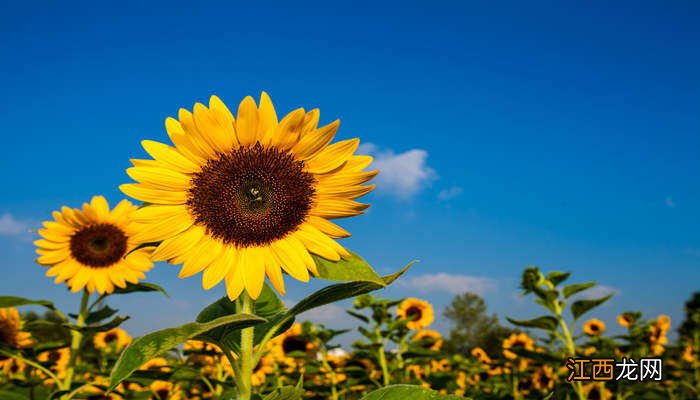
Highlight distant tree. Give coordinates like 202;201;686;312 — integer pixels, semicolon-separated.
443;292;516;356
679;291;700;341
23;310;71;345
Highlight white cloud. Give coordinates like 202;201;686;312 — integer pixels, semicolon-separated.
573;285;620;300
358;143;436;198
299;304;346;324
438;186;463;201
0;214;29;236
401;273;497;296
665;197;676;208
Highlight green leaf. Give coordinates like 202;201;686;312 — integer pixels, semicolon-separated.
262;385;305;400
346;310;370;323
86;306;119;325
313;251;383;284
547;271;571;286
196;284;293;352
109;313;265;389
570;294;614;320
0;390;31;400
361;385;467;400
0;296;55;310
111;282;169;298
506;316;559;331
562;282;596;299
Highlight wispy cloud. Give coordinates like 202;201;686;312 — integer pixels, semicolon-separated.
665;197;676;208
438;186;463;201
358;142;436;199
0;214;30;236
572;285;620;300
400;273;497;296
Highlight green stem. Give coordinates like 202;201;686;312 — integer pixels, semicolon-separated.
377;339;391;386
0;350;61;384
62;290;90;396
238;293;254;400
321;349;339;400
552;298;584;400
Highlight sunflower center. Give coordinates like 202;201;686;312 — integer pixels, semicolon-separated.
406;306;423;321
69;224;128;268
49;351;61;362
104;333;118;343
187;143;316;247
282;336;308;354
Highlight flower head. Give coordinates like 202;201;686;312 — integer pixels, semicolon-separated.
583;318;606;336
617;313;636;327
0;308;33;350
35;196;153;294
502;332;535;359
412;329;443;351
470;347;492;364
94;328;132;351
397;298;434;330
120;93;376;300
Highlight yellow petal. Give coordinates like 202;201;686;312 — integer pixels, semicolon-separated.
261;247;285;295
305;138;360;174
132;205;189;224
209;95;239;147
310;199;370;219
316;184;376;199
305;215;351;238
294;224;343;261
236;96;259;146
202;246;235;290
302;108;320;134
178;108;217;160
130;213;193;243
317;170;379;187
193;102;234;154
126;167;191;191
258;92;278;140
141;139;200;174
224;258;245;301
270;238;309;282
240;247;265;299
151;225;205;262
271;108;305;151
90;196;110;219
119;184;188;205
293;120;339;160
164;117;209;165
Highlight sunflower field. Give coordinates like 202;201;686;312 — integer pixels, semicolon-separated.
0;94;698;400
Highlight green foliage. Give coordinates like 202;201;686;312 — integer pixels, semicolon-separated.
570;294;613;320
361;385;467;400
506;316;558;331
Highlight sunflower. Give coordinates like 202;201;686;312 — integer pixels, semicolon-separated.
35;196;154;294
120;93;376;300
430;359;450;372
649;315;671;355
251;353;275;387
532;365;555;392
583;318;605;336
617;313;635;327
502;333;535;359
1;358;25;377
407;364;424;380
682;344;696;363
0;308;33;359
270;323;316;366
94;328;132;351
413;329;443;351
150;380;182;400
397;298;434;330
470;347;492;364
140;357;170;371
37;348;70;376
582;383;613;400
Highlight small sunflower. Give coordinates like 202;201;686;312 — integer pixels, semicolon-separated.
502;332;535;359
0;308;33;352
120;93;377;300
582;383;613;400
150;380;182;400
35;196;154;294
37;348;70;375
140;357;170;371
270;323;316;366
413;329;443;351
682;344;696;363
532;365;555;392
470;347;492;364
407;364;424;381
583;318;606;336
94;328;132;351
617;313;635;327
430;358;450;372
1;358;25;377
397;298;434;330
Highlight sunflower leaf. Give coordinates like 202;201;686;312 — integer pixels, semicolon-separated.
360;384;468;400
111;282;169;298
86;306;119;325
547;271;571;286
506;316;559;331
109;313;265;389
312;251;383;284
262;385;305;400
562;282;596;299
196;284;294;352
69;316;130;333
570;294;614;320
0;296;55;310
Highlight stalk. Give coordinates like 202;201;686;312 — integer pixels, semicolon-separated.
552;299;584;400
62;290;90;396
238;293;255;400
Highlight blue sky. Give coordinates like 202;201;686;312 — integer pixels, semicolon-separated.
1;1;699;345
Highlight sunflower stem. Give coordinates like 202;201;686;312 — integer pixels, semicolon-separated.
238;293;255;400
62;289;90;397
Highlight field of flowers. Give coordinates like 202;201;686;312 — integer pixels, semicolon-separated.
0;94;697;399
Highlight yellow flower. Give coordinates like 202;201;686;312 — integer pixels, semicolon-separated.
583;318;606;336
150;380;182;400
35;196;154;294
94;328;132;351
682;344;696;363
617;313;635;327
1;358;25;377
251;353;275;387
430;358;450;372
141;357;170;371
37;348;70;376
582;383;613;400
0;308;33;351
413;329;443;351
270;323;316;366
397;298;434;330
502;332;535;359
649;315;671;355
532;365;555;392
470;347;492;364
407;364;424;380
120;93;377;300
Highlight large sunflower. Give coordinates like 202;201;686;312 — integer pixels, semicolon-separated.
396;298;434;330
35;196;154;294
120;93;377;300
